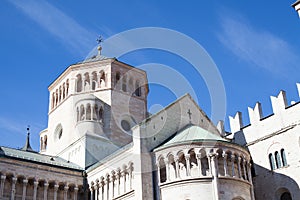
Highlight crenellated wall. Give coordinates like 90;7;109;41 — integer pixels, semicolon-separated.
228;83;300;200
228;83;300;144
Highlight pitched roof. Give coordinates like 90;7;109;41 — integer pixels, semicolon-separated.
0;146;83;170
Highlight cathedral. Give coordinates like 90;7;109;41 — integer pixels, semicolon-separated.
0;3;300;200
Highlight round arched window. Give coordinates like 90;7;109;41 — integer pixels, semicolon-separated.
54;124;63;140
121;120;131;132
281;192;292;200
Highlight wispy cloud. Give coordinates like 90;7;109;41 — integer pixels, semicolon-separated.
217;14;299;76
0;116;43;136
8;0;96;56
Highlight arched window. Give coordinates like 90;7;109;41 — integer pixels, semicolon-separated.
200;149;209;176
62;83;66;99
76;107;80;122
86;104;91;120
122;75;127;92
99;107;103;121
40;137;44;150
115;72;121;89
44;135;47;150
281;192;292;200
84;73;90;91
168;154;176;180
52;92;55;109
158;157;166;183
58;86;62;102
281;149;288;167
80;105;85;121
91;72;97;90
76;74;82;92
178;152;187;178
188;149;198;177
66;79;69;96
275;151;282;169
93;104;98;120
55;89;59;106
269;153;276;170
135;81;141;96
128;77;133;93
100;71;105;88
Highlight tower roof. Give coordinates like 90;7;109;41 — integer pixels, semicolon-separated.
21;128;36;152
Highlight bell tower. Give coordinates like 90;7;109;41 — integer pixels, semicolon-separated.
39;44;148;168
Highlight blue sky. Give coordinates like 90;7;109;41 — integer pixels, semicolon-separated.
1;0;300;150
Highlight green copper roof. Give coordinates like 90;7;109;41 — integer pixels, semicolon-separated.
0;146;83;170
160;125;227;148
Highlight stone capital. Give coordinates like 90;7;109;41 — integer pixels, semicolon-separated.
54;184;59;191
23;179;28;184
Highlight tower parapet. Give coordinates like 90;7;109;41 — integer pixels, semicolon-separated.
228;83;300;146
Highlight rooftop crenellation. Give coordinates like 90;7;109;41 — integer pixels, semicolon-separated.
228;83;300;135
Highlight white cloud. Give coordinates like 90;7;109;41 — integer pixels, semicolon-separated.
218;15;299;76
8;0;96;56
0;116;43;136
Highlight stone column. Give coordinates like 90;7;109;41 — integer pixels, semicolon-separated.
243;159;247;180
82;77;85;92
237;156;242;179
53;184;59;200
106;176;111;200
185;154;191;177
22;179;28;200
156;162;161;184
209;153;219;200
128;165;133;190
110;176;114;199
0;175;6;198
116;172;120;196
11;177;17;200
175;156;180;179
121;171;126;194
74;186;78;200
164;159;170;181
196;154;202;177
231;155;236;177
33;181;38;200
90;185;94;200
247;162;255;200
44;182;49;200
94;184;98;200
64;185;69;200
99;179;104;200
223;153;229;177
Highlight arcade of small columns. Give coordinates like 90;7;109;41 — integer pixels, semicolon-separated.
89;162;133;200
156;147;253;185
76;102;104;123
0;173;82;200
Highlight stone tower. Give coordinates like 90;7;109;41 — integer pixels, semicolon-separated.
39;50;148;168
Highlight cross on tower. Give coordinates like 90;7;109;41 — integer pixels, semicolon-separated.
96;36;103;45
187;109;192;123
